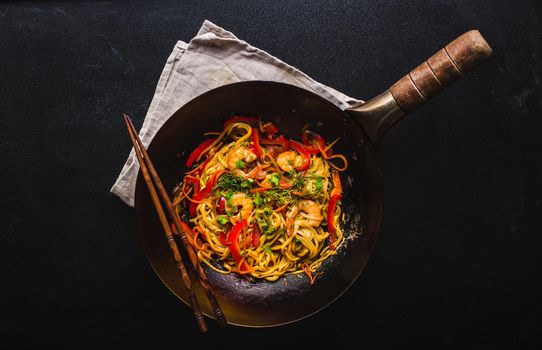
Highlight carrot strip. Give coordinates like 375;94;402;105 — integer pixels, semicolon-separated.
302;263;321;285
249;186;272;193
274;203;288;213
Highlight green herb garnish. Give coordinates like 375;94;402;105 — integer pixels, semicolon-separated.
253;193;263;206
262;206;274;216
259;220;271;235
223;191;234;206
262;245;273;254
314;176;323;192
235;160;245;169
217;215;228;225
240;178;253;188
263;188;293;205
293;174;305;191
214;173;253;194
270;174;279;187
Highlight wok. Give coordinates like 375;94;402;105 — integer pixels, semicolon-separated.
134;30;492;327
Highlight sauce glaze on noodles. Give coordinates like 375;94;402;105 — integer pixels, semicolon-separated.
173;118;348;283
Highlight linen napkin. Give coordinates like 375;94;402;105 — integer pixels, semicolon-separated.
111;20;363;207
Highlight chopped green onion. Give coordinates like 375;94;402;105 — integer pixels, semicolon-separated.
270;174;279;187
217;215;228;225
294;174;305;190
240;178;253;188
314;176;323;192
253;193;263;206
235;160;245;169
224;191;234;206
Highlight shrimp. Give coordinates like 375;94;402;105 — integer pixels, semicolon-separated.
276;151;304;172
245;164;268;179
227;146;257;171
227;193;254;220
297;200;323;227
330;171;342;198
286;205;299;235
286;200;322;235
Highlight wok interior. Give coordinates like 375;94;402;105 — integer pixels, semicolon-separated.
135;81;383;327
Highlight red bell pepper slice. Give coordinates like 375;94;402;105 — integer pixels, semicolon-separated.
185;176;200;193
248;144;256;155
279;181;292;189
217;196;226;214
223;116;259;130
189;171;224;217
225;219;250;272
251;127;263;159
260;135;290;153
260;135;289;158
219;231;230;245
186;138;216;167
194;171;223;201
289;141;310;171
197;156;211;174
251;224;261;248
262;122;279;139
301;130;326;155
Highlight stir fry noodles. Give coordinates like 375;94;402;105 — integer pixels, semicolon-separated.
173;117;348;283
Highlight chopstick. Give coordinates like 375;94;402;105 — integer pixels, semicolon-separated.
124;115;228;329
124;116;208;332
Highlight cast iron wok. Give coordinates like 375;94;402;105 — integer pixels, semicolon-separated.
134;31;491;327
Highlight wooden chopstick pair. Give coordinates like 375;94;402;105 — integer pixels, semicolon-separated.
123;114;227;332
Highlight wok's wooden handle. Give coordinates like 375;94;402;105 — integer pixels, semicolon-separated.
390;30;492;112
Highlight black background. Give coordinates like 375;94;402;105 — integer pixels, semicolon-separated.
1;1;541;348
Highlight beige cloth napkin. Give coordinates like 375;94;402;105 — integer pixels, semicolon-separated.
111;20;363;206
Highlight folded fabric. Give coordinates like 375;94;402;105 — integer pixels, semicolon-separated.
111;20;362;207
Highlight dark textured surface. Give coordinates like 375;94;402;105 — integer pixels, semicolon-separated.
1;0;541;348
